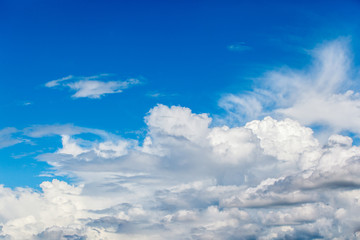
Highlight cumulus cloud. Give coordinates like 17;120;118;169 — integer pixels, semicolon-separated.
2;39;360;239
245;117;320;169
45;74;140;99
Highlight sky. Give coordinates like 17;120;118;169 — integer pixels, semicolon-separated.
1;0;360;239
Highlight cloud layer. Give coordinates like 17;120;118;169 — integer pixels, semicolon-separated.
1;39;360;239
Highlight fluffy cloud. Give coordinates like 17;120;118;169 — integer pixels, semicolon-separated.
2;39;360;239
245;117;320;170
145;105;212;144
45;74;140;99
208;126;258;164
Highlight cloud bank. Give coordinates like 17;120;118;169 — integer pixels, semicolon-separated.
45;74;140;99
1;39;360;239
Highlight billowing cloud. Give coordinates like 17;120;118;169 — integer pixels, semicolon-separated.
2;39;360;239
45;74;140;99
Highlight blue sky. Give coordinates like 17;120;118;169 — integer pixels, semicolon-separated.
1;0;359;130
1;1;360;239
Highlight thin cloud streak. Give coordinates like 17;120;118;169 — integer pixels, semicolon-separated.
45;74;141;99
227;42;252;52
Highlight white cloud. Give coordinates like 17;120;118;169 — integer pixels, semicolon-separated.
145;104;211;144
67;78;139;99
45;74;140;99
245;117;320;168
45;75;74;88
208;126;258;165
57;135;88;157
56;134;130;158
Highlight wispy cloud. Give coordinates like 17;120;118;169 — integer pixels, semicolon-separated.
0;127;23;149
146;91;178;98
45;74;141;99
227;42;252;52
220;38;360;136
22;101;32;106
45;75;74;88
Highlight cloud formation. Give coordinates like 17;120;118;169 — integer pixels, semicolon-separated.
45;74;140;99
1;105;360;239
2;39;360;239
